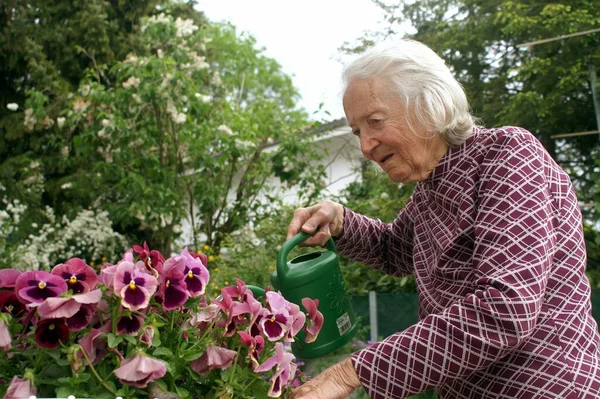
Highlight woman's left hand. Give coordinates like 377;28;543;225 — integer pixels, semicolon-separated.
291;357;362;399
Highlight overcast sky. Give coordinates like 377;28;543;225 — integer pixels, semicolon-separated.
196;0;388;121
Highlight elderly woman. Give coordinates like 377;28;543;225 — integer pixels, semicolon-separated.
288;39;600;399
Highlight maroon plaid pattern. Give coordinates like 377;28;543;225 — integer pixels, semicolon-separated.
337;127;600;398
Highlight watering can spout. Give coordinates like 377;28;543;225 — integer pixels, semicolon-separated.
265;231;358;359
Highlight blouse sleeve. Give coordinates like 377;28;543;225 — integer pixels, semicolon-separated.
334;199;416;278
351;134;559;398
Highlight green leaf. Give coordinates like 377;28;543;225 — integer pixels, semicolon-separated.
153;347;174;358
107;333;123;348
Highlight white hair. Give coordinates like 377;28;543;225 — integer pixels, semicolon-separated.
342;39;477;147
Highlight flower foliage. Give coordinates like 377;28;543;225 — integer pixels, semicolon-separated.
0;244;323;398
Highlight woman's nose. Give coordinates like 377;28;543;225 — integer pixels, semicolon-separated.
359;132;378;158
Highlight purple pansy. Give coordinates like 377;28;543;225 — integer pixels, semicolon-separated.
15;271;68;305
35;318;69;349
51;258;97;294
158;258;188;310
179;248;209;297
117;313;145;335
113;260;158;311
66;303;95;331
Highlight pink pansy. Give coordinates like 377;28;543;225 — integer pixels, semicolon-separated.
15;271;68;304
179;248;209;297
190;345;238;375
114;352;167;388
78;324;110;364
37;289;102;319
189;250;208;267
113;260;158;311
222;278;251;301
51;258;97;294
0;269;21;288
133;241;165;274
140;325;154;347
98;263;117;290
255;342;297;397
117;313;145;335
283;301;306;343
0;318;11;351
189;303;220;328
301;298;324;343
3;376;36;399
238;331;264;369
158;257;188;310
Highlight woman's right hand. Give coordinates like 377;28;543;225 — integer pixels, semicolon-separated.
286;200;345;247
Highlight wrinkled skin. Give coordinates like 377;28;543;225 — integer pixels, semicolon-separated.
291;358;362;399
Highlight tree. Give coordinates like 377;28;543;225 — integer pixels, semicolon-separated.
343;0;600;207
7;6;326;262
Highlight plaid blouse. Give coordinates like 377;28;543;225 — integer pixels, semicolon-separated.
336;127;600;398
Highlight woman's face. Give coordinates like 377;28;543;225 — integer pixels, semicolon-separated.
343;78;448;184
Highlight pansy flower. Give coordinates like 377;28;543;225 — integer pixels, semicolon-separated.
15;271;68;305
0;291;26;317
190;345;238;375
301;298;324;343
113;260;158;311
35;318;69;349
158;258;188;310
238;331;264;369
260;291;293;341
133;241;165;274
255;342;297;397
0;268;21;288
3;376;36;399
0;316;11;351
117;313;144;335
98;263;117;290
51;258;97;294
66;304;95;331
37;289;102;320
78;324;110;364
114;352;167;388
179;248;209;297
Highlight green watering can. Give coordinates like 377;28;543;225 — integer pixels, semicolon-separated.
250;231;358;359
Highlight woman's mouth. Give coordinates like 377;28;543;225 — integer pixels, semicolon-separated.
380;154;393;164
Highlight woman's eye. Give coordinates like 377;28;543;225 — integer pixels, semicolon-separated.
369;119;382;126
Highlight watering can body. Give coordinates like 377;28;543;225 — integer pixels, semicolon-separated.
270;232;358;359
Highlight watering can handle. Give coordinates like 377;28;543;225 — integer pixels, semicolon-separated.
276;231;337;277
246;285;266;297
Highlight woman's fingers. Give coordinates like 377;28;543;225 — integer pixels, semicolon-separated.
286;201;344;246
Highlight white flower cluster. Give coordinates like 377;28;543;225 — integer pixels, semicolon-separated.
122;76;141;89
166;98;186;124
13;208;128;270
175;17;198;37
0;196;27;255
